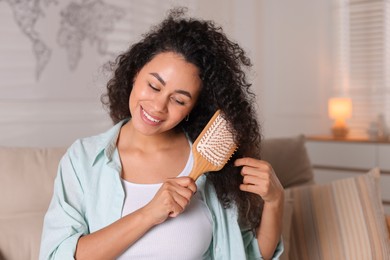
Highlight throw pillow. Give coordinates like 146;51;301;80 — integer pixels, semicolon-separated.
280;198;294;260
286;168;390;260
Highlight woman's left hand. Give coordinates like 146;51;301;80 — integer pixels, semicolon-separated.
234;158;284;205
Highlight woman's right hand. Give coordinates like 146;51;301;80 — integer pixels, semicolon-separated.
74;177;196;260
141;176;197;225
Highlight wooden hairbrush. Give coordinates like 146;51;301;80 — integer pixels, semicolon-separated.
188;110;238;181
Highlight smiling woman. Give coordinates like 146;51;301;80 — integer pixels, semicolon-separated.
128;52;201;135
39;7;284;260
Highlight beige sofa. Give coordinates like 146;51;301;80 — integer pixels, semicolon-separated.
262;136;390;260
1;136;389;260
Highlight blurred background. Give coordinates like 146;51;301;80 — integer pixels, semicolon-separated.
0;0;390;260
1;0;389;212
1;0;389;145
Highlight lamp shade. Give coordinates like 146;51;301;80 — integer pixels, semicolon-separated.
328;97;352;119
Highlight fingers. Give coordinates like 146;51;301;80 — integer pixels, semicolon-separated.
170;176;197;194
159;177;196;218
241;174;270;193
235;157;284;204
235;157;269;168
234;158;273;176
242;174;262;185
240;183;265;194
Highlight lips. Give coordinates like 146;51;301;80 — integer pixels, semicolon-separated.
141;107;162;124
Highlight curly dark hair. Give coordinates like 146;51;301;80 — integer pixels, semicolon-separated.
101;8;263;231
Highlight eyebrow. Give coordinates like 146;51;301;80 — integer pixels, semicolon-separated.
150;72;166;86
175;89;192;99
149;72;192;99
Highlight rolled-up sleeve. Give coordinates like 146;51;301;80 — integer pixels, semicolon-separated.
272;238;284;259
241;228;284;260
39;150;88;260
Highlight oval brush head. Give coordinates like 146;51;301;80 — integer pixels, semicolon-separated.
189;110;238;181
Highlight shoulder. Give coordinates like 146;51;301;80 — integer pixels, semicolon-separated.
64;120;125;165
65;133;106;162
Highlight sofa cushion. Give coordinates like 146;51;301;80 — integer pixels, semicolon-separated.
0;213;45;260
280;198;294;260
286;168;390;259
0;147;66;260
262;135;314;188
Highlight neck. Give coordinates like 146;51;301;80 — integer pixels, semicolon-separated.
118;121;184;152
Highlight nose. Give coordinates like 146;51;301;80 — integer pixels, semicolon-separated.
152;94;169;113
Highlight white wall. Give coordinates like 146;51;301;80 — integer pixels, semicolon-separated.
0;0;197;147
0;0;333;147
258;0;335;138
195;0;336;139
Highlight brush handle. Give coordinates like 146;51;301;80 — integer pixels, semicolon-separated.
188;154;210;181
188;149;222;181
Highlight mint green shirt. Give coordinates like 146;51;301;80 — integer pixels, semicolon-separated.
39;120;283;260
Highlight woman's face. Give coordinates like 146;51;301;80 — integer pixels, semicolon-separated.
129;52;202;136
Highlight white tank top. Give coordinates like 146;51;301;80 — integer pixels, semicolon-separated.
117;150;213;260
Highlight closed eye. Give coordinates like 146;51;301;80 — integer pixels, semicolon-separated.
175;99;185;106
148;83;160;91
171;96;185;106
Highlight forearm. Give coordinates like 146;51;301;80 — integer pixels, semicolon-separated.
256;194;284;260
75;209;155;260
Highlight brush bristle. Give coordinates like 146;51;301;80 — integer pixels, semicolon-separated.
196;113;236;167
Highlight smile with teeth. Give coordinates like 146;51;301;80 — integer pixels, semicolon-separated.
142;109;161;123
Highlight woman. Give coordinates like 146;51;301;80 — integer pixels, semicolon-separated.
40;8;284;260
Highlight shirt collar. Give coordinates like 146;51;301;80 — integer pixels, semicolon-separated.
91;118;129;166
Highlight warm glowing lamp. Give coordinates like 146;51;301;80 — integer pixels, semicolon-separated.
328;97;352;138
